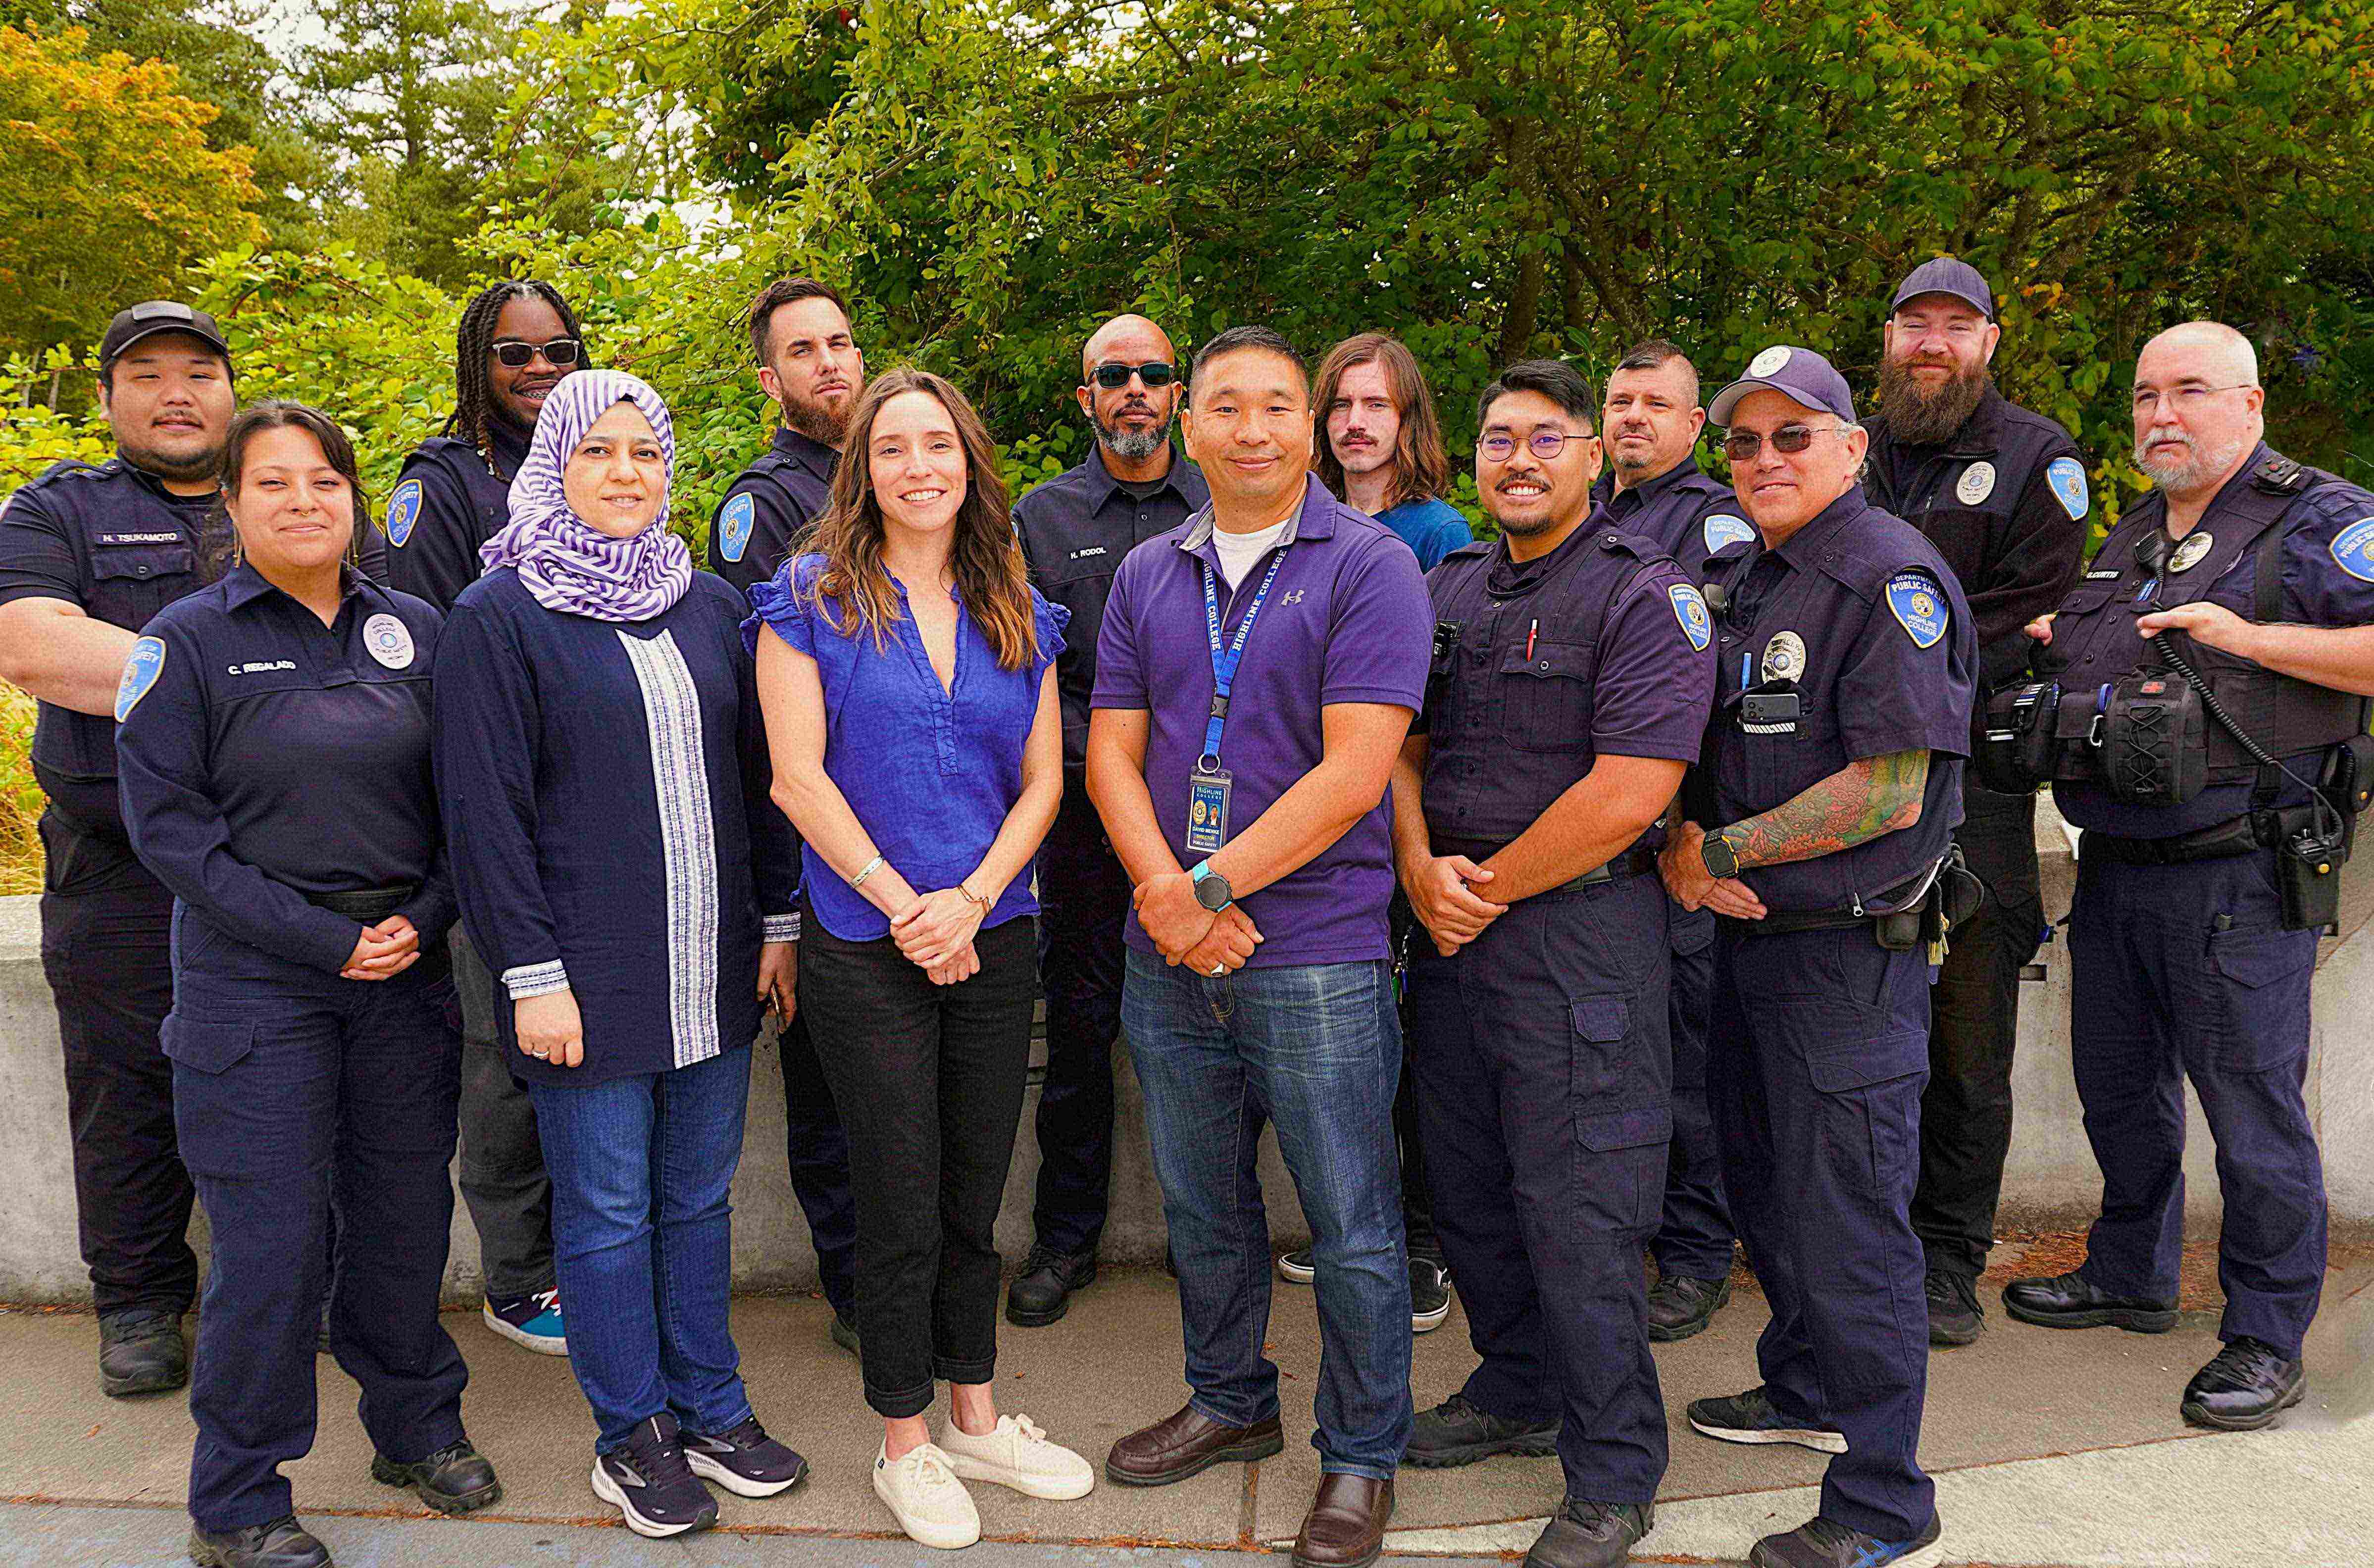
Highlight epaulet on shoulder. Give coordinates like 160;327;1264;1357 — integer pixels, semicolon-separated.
2252;453;2310;496
1441;539;1491;561
1597;529;1657;559
25;457;107;489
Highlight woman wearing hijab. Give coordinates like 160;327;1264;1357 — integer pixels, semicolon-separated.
748;367;1084;1549
435;369;806;1540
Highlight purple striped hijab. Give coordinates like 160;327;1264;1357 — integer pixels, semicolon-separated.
481;369;694;622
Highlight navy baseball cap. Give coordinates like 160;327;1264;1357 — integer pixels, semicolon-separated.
1708;346;1857;426
100;301;231;367
1889;256;1995;320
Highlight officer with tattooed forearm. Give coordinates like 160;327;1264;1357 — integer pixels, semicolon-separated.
1659;348;1973;1568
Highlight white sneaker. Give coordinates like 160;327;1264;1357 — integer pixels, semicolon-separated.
873;1441;980;1550
938;1412;1096;1500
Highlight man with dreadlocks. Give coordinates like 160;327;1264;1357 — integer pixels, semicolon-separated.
389;278;589;1360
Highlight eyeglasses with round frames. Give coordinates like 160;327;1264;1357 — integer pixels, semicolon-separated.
1478;429;1594;461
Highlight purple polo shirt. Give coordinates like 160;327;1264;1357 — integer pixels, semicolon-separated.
1093;474;1431;967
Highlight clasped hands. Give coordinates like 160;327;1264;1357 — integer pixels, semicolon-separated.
1133;871;1263;974
341;915;420;982
893;886;986;986
1658;821;1767;919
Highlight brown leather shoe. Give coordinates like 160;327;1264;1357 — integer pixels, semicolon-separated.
1105;1402;1285;1486
1294;1473;1393;1568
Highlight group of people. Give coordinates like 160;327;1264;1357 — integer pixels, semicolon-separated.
0;252;2362;1568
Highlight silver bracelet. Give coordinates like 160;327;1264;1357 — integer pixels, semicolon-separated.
850;854;886;890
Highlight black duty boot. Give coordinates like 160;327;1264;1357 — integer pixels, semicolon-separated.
1645;1274;1730;1342
1006;1246;1098;1327
371;1439;503;1514
186;1516;331;1568
99;1308;187;1398
1403;1393;1559;1467
1525;1499;1653;1568
2001;1269;2176;1333
2180;1338;2306;1430
1924;1270;1983;1348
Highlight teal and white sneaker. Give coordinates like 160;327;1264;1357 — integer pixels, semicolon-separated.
483;1287;568;1355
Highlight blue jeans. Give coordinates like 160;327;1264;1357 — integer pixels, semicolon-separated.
530;1047;755;1452
1123;952;1413;1478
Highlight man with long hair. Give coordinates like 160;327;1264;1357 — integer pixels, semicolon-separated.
1314;332;1472;571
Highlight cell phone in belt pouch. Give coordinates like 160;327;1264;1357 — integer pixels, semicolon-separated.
1186;770;1232;855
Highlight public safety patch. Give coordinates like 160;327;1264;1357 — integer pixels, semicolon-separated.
1886;573;1950;649
718;491;756;564
2331;517;2374;583
2047;456;2090;521
1955;461;1996;506
114;636;165;722
385;478;422;549
1747;345;1792;378
1669;584;1712;652
363;612;416;670
1702;513;1758;556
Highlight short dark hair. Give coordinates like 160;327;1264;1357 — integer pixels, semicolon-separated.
1613;339;1699;403
1475;359;1598;431
749;277;850;365
1192;325;1305;390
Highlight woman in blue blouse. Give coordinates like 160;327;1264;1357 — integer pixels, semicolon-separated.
748;367;1085;1548
435;370;807;1541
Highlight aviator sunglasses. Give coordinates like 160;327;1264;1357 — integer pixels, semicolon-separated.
492;337;584;369
1091;360;1177;389
1722;423;1850;461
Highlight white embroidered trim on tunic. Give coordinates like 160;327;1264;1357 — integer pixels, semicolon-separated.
618;627;722;1068
763;912;801;943
503;960;571;1000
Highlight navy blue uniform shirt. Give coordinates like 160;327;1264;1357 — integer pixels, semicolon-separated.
711;426;840;602
113;563;452;974
1698;487;1977;912
1013;444;1208;775
1592;457;1754;580
385;422;531;612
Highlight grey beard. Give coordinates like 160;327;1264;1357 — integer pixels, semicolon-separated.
1097;416;1170;462
2135;425;2252;495
1875;358;1991;447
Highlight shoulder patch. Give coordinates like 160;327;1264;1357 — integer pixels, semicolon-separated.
385;478;423;549
718;491;757;563
1702;513;1758;556
2046;456;2089;521
1885;572;1950;650
1668;583;1712;652
2329;517;2374;584
114;636;166;722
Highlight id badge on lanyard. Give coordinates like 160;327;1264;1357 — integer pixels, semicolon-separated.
1187;545;1289;855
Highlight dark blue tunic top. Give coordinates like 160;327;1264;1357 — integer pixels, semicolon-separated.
435;568;800;1086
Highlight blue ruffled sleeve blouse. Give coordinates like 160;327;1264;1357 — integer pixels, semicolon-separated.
744;554;1066;941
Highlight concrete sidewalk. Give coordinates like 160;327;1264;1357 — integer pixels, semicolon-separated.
2;1241;2368;1568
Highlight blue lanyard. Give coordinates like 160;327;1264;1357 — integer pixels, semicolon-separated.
1199;545;1290;770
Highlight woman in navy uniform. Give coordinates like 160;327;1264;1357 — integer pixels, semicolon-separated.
114;403;500;1568
435;370;808;1540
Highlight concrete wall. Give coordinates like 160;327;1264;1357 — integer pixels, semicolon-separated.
1;797;2366;1305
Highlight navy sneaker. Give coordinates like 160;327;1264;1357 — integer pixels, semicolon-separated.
483;1287;567;1355
592;1414;717;1538
1748;1513;1942;1568
683;1413;810;1497
1685;1387;1847;1454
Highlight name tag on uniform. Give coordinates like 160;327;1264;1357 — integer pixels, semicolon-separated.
1186;771;1232;855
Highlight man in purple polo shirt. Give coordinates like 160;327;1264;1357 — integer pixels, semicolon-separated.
1088;326;1431;1568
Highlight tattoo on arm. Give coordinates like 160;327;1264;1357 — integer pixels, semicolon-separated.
1722;749;1931;870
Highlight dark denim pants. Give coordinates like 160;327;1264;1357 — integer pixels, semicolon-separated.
450;927;555;1301
1123;951;1413;1479
530;1046;756;1452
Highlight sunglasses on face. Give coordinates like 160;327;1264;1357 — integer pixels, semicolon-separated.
1722;423;1844;461
1091;361;1177;389
1477;429;1592;462
492;337;583;369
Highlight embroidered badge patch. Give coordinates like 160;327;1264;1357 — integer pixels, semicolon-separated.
115;636;166;722
1748;345;1792;378
1886;573;1950;649
1702;513;1758;556
363;612;415;670
1956;461;1996;506
718;491;756;564
2331;517;2374;583
1669;584;1712;652
2047;456;2089;521
385;478;422;549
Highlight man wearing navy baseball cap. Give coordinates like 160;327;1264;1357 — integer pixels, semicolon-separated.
1863;258;2089;1350
1661;345;1974;1568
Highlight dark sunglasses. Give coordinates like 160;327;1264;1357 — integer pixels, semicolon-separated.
1091;360;1177;389
1721;423;1846;461
492;337;583;369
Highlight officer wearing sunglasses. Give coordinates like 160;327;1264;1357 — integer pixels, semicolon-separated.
1659;347;1974;1568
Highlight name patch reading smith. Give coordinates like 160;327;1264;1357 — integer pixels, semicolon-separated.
1886;573;1950;649
115;636;166;722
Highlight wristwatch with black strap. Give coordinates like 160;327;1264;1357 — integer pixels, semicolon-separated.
1700;829;1741;882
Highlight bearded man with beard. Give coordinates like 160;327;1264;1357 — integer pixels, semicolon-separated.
1859;257;2089;1350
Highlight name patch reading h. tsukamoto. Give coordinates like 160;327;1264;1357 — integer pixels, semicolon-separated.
1886;573;1950;649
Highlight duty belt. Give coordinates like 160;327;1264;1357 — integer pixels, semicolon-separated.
1430;838;1660;894
307;884;418;921
2079;814;2267;867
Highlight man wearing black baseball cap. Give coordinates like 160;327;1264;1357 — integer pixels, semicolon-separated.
1862;258;2089;1349
0;300;237;1399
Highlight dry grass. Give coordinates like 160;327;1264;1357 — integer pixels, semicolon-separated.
0;687;42;895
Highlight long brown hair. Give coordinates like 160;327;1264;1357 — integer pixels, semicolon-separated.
211;400;371;576
805;367;1040;670
1312;332;1451;510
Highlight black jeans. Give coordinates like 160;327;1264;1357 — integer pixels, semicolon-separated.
1031;791;1128;1257
801;912;1039;1418
1913;783;2045;1280
450;928;556;1301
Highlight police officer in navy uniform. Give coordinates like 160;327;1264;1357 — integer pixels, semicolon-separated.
710;277;866;1355
1395;359;1715;1568
1009;313;1208;1325
387;278;589;1358
116;403;500;1568
1861;258;2089;1346
1662;347;1973;1568
2002;322;2374;1430
0;301;240;1398
1591;339;1751;1345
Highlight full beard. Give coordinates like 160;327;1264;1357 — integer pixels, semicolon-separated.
2135;424;2253;496
1875;356;1991;448
1096;407;1172;462
785;389;853;446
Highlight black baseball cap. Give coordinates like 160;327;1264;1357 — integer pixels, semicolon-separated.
1888;257;1995;321
100;301;231;367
